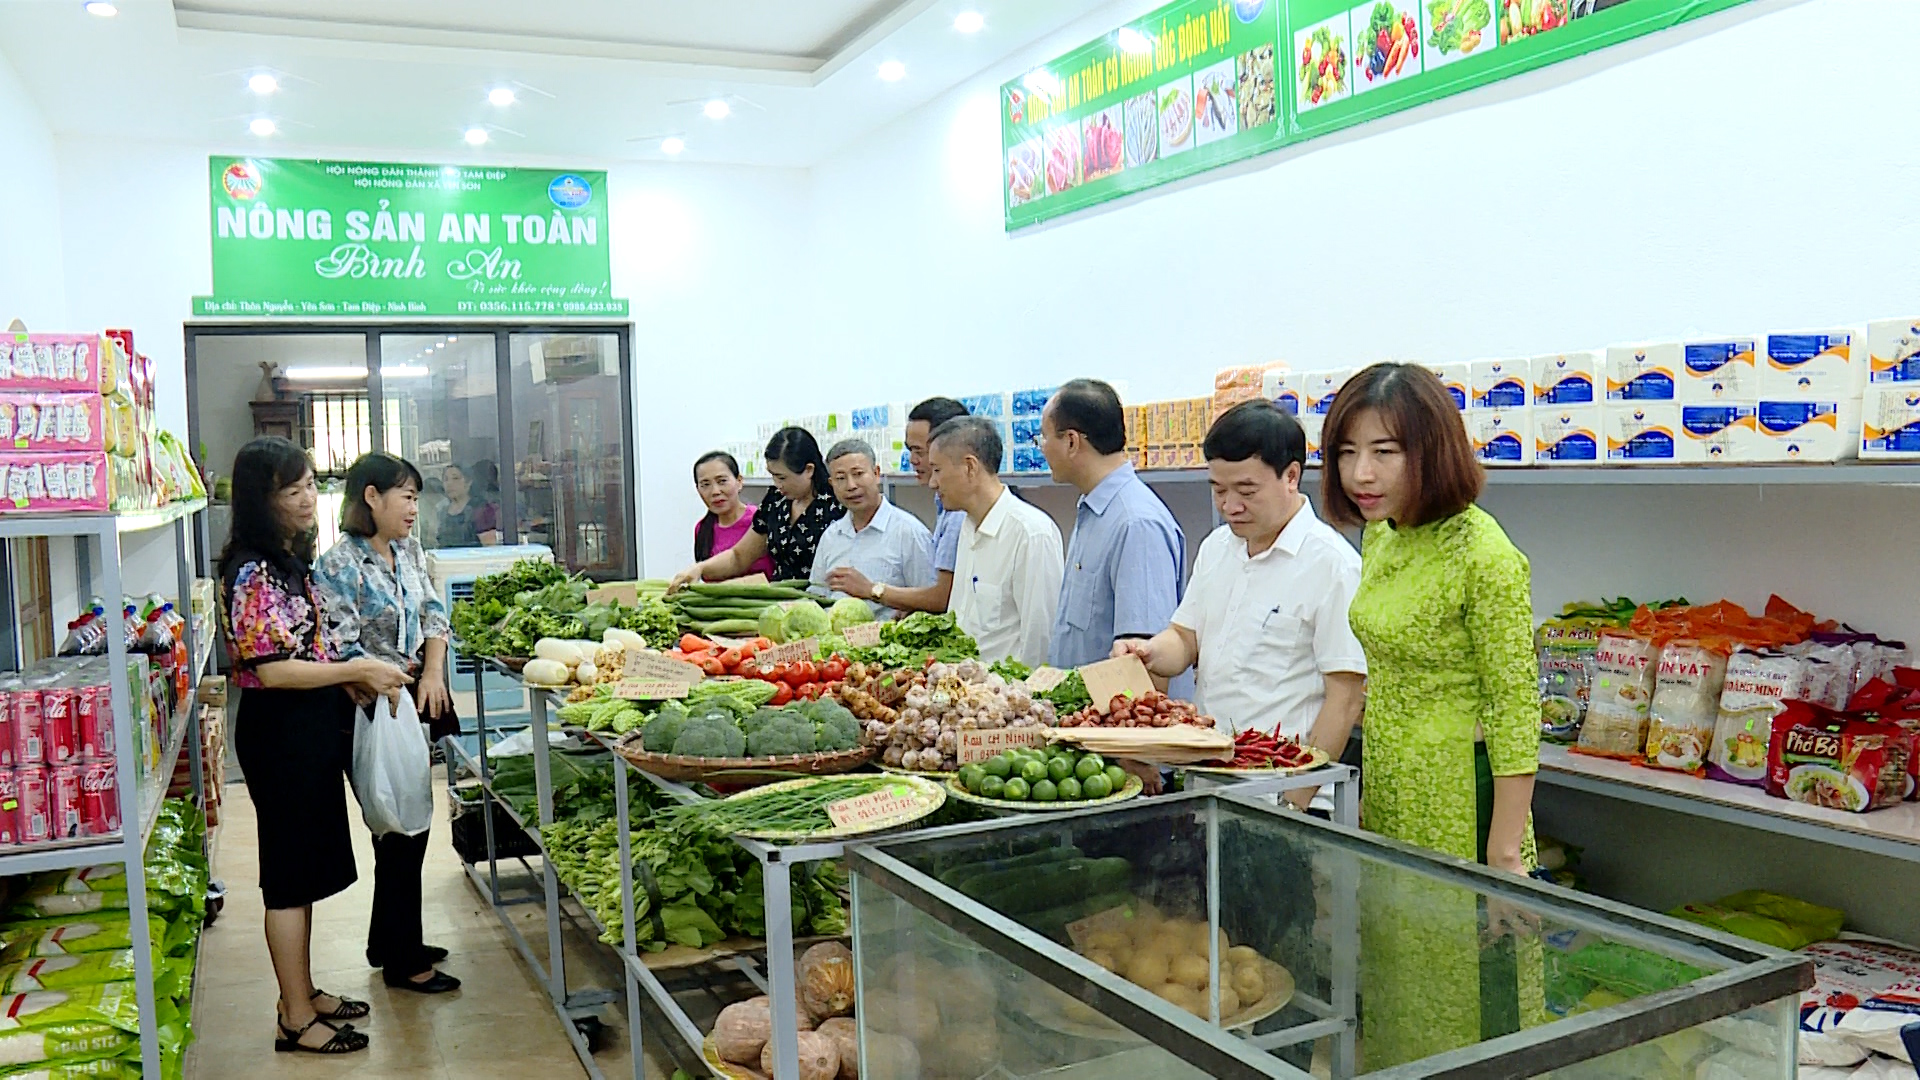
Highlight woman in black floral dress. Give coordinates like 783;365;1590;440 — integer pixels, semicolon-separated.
219;437;411;1055
672;427;844;587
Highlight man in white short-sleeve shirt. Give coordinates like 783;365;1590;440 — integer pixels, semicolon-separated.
1115;400;1366;810
931;416;1065;668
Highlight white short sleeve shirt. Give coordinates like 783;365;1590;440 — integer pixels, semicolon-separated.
807;500;936;619
1171;500;1367;742
950;489;1066;668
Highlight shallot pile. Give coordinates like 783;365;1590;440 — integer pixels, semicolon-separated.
866;659;1055;772
1056;691;1217;729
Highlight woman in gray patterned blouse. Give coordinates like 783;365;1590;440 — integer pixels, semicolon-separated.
314;452;460;995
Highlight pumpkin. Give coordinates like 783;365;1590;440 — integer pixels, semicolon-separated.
815;1017;859;1080
798;941;855;1021
713;995;812;1065
760;1029;840;1080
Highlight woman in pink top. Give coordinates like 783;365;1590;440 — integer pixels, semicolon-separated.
693;451;776;579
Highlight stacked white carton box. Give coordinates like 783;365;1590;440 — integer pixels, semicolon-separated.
1468;359;1532;466
1864;319;1920;458
1756;331;1860;463
1531;353;1602;466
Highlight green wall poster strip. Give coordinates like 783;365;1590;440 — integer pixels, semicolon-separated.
194;157;627;318
1002;0;1757;230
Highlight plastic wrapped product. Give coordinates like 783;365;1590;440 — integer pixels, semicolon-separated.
1537;622;1602;743
1574;633;1657;759
0;915;166;964
1766;704;1917;813
1645;642;1728;775
0;983;142;1068
0;951;136;994
1668;889;1844;951
1707;650;1802;786
1797;936;1920;1067
6;868;128;921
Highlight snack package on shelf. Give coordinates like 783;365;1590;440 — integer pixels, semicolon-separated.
1643;641;1728;775
1536;621;1602;743
1668;889;1844;952
1213;364;1280;422
1573;632;1656;759
1707;650;1802;786
1766;701;1915;813
0;335;106;394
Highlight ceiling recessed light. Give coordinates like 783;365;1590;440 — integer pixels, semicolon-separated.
953;11;985;33
248;118;276;137
247;73;278;95
83;2;116;16
660;136;686;155
1116;28;1153;54
487;86;516;107
703;99;731;120
877;60;907;82
463;126;489;146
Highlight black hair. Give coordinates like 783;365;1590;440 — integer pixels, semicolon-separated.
765;427;832;498
1203;400;1308;478
692;450;743;562
929;416;1003;475
217;436;317;580
340;452;424;538
1047;379;1127;455
908;397;969;431
472;459;499;493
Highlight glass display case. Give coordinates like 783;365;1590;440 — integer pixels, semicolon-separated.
846;791;1809;1079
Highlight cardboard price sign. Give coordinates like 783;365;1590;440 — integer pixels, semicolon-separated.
759;638;819;666
841;622;884;648
1024;666;1072;694
586;583;639;607
1079;655;1156;715
956;727;1052;765
614;680;690;701
826;785;924;829
623;651;705;684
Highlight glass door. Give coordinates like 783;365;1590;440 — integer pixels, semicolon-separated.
508;332;631;577
376;333;503;550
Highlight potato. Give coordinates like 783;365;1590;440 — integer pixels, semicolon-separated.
934;965;997;1024
1168;953;1211;990
1216;987;1242;1019
1085;949;1120;973
864;997;939;1042
929;1022;999;1079
1086;929;1130;954
1124;950;1170;988
860;1032;921;1080
1061;997;1103;1024
1231;962;1267;1002
1190;924;1229;958
1154;983;1206;1017
1225;945;1260;966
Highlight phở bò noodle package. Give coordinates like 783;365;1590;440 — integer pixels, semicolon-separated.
1766;701;1916;813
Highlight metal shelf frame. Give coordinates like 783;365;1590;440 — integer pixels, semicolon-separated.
0;504;207;1080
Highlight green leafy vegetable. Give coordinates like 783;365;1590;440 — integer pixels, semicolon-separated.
1040;670;1091;713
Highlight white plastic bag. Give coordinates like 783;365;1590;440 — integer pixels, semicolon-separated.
351;692;433;837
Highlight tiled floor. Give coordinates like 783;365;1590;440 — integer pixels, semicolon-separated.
186;775;679;1080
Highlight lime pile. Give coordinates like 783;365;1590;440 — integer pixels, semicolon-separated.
956;745;1129;803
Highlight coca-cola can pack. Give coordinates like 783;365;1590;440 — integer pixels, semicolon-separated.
0;769;18;845
0;688;14;769
49;764;82;841
40;687;78;766
76;684;112;760
78;759;119;837
15;765;49;844
9;689;41;766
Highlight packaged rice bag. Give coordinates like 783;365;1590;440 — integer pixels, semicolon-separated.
1537;621;1602;742
1798;937;1920;1067
0;1023;136;1072
0;916;164;964
1708;650;1802;786
0;953;136;996
1668;890;1844;951
0;1056;138;1079
6;870;128;921
1645;641;1728;774
1768;703;1917;812
1574;633;1658;759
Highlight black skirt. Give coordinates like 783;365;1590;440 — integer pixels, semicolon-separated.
235;685;359;910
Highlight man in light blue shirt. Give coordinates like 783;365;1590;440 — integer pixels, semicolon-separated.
825;399;966;615
815;439;935;619
1037;380;1188;695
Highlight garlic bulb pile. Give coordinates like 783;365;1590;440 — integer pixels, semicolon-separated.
870;659;1055;771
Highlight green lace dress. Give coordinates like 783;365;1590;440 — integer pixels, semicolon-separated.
1347;504;1543;1068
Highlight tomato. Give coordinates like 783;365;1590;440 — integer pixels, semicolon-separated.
718;648;743;672
821;659;847;683
768;661;792;682
789;660;816;684
769;683;793;706
697;656;726;677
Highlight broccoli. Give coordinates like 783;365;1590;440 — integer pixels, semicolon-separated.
641;705;691;754
747;717;817;757
741;707;788;735
671;717;748;758
814;710;862;753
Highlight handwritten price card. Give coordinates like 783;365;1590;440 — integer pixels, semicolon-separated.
956;727;1052;765
826;785;924;829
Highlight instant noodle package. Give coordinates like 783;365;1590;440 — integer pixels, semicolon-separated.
1766;703;1916;813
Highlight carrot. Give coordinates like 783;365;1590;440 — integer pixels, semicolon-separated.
678;633;714;653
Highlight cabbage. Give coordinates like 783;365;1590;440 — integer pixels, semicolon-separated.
757;605;789;643
782;599;832;640
829;597;875;631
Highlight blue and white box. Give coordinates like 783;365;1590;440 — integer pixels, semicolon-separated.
1863;385;1920;458
1763;330;1859;400
851;403;907;430
958;392;1012;420
1605;344;1680;402
1605;404;1682;463
1011;388;1058;418
1754;400;1857;462
1677;338;1757;403
1535;407;1602;464
1532;353;1599;407
1676;403;1759;463
1867;318;1920;384
1470;360;1530;411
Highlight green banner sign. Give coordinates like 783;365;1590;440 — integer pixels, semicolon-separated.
194;157;626;318
1003;0;1754;230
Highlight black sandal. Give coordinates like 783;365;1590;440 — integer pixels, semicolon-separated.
274;1016;368;1055
310;989;371;1021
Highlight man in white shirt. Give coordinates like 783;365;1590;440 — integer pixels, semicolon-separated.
929;416;1065;668
813;439;935;619
1114;400;1366;810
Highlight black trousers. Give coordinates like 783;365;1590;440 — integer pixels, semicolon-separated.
368;826;431;976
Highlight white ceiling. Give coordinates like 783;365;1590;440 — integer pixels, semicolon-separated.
0;0;1119;168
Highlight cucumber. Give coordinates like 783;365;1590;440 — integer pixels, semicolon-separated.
965;857;1131;915
1027;891;1138;941
939;846;1083;891
696;619;764;636
685;583;813;601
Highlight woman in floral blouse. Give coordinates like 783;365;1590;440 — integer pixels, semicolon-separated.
314;452;461;996
219;437;411;1056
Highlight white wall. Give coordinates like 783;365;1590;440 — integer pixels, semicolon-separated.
790;0;1920;644
0;52;65;328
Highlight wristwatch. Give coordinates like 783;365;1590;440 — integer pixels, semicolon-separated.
870;582;888;601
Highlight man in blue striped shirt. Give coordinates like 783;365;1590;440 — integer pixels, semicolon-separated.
1038;380;1189;698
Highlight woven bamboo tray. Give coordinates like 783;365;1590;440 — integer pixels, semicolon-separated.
610;736;876;784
